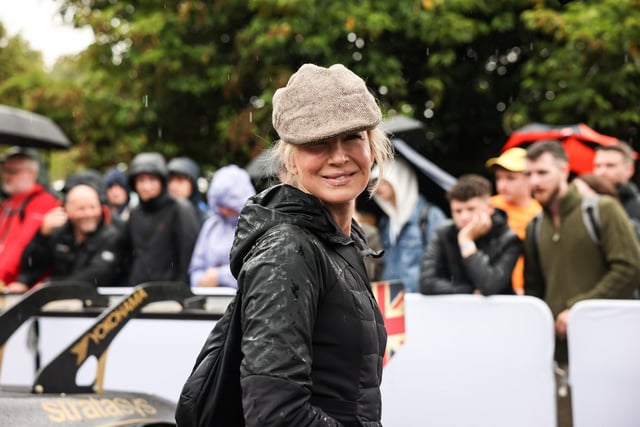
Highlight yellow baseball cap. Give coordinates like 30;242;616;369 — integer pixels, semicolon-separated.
485;147;527;172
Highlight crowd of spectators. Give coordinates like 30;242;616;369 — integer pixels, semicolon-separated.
0;148;255;292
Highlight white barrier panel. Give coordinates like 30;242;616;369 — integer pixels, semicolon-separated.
381;294;556;427
568;299;640;427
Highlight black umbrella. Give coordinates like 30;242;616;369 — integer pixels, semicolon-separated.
0;104;71;149
380;115;430;152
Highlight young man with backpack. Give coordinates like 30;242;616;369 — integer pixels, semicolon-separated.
0;147;58;290
523;139;640;426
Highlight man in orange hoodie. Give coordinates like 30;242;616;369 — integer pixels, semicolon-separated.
0;147;58;290
486;147;541;294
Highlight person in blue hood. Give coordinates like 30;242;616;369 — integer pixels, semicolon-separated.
188;164;255;288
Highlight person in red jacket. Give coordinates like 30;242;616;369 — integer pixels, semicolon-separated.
0;147;59;290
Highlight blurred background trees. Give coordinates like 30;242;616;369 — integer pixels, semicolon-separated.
0;0;638;180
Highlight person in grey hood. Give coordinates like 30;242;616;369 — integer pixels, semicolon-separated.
224;64;394;426
189;164;255;288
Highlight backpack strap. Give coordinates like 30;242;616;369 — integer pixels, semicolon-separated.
18;188;46;222
335;243;369;285
581;195;601;244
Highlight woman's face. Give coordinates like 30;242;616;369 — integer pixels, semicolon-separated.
291;131;374;209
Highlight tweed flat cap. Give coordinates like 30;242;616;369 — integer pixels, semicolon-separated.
272;64;382;145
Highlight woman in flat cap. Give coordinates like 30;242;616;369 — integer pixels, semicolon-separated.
180;64;394;426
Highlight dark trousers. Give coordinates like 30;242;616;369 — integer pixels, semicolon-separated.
555;362;573;427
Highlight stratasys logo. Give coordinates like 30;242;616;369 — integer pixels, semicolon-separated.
41;396;157;423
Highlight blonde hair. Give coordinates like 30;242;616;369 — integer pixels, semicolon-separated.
271;126;394;196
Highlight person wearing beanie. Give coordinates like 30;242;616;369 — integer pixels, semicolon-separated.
0;147;59;290
167;156;208;224
188;164;255;288
177;64;394;426
6;171;126;292
373;156;448;293
125;152;200;286
103;167;136;224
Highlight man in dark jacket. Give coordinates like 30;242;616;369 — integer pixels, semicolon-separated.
420;174;521;295
126;152;200;285
593;142;640;222
8;173;125;291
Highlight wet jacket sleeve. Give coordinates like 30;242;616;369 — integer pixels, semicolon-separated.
16;231;52;286
237;227;343;427
463;231;521;295
420;228;474;294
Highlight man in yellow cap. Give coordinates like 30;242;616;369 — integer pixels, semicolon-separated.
486;147;541;294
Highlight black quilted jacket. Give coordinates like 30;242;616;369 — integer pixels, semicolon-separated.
229;184;386;427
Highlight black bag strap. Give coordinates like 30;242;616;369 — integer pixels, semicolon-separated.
335;243;369;285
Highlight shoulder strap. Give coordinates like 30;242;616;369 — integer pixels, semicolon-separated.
18;188;46;222
581;195;601;244
335;243;369;285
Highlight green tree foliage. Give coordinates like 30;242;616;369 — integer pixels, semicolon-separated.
2;0;639;178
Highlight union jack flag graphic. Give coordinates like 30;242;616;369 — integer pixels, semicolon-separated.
371;280;406;366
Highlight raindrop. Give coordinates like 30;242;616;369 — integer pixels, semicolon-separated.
558;80;568;89
157;128;163;138
249;112;253;123
497;66;507;75
496;102;506;112
485;60;497;72
250;97;265;108
379;86;388;95
347;32;357;43
506;51;518;63
352;52;362;61
221;34;230;43
423;109;434;119
401;104;412;114
111;17;121;28
478;80;489;90
426;47;430;56
625;54;629;64
355;38;365;49
424;100;434;108
142;95;148;107
545;91;555;100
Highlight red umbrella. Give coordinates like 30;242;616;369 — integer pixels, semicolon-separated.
501;123;629;174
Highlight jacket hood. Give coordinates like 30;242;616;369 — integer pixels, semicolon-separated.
230;184;355;277
128;152;168;189
168;157;202;205
207;164;256;215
